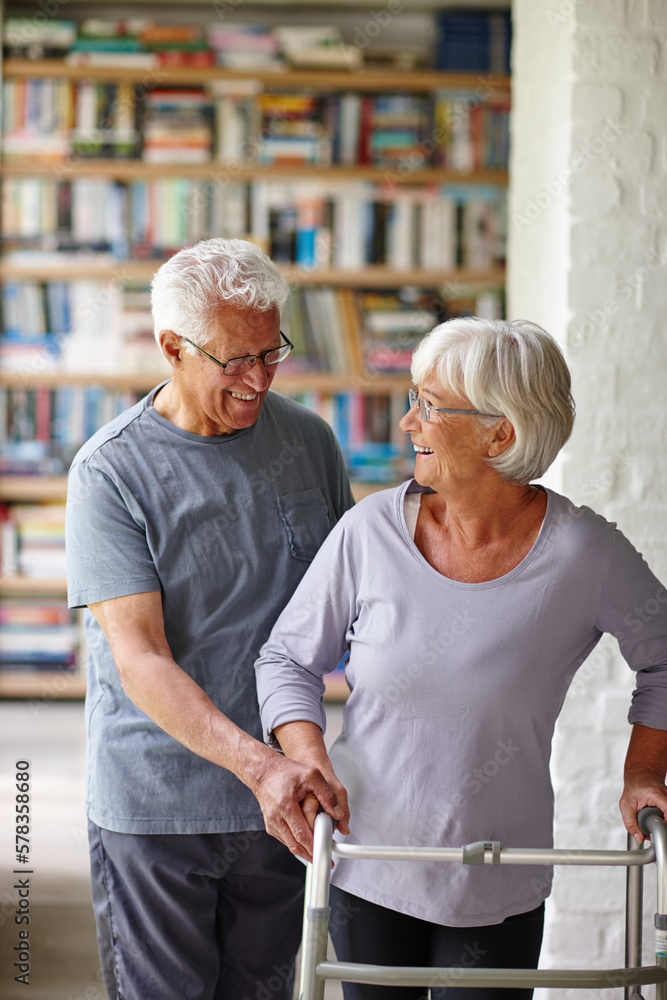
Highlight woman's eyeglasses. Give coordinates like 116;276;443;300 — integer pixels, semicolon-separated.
408;389;501;422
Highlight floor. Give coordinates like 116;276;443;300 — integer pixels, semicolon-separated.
0;699;345;1000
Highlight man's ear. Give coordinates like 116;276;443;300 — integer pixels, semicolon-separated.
158;330;185;369
486;418;516;458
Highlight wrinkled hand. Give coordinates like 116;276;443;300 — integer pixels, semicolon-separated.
301;770;350;835
301;792;320;830
253;753;347;862
301;770;350;861
619;768;667;844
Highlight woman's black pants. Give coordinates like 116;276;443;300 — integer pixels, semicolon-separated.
328;885;545;1000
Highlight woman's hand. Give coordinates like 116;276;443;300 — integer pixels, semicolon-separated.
301;772;350;836
273;720;351;844
252;752;346;863
620;724;667;843
301;792;321;831
619;769;667;844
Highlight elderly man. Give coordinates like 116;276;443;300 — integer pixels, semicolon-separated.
65;238;353;1000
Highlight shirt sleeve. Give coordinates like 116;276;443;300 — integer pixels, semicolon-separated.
255;512;357;742
595;524;667;731
66;457;161;609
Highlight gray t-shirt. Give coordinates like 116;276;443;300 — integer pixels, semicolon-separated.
66;383;354;835
256;479;667;926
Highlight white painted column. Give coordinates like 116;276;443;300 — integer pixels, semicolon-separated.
509;0;667;995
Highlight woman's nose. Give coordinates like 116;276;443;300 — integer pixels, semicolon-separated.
399;406;419;433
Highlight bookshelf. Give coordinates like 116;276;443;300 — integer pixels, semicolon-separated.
3;60;506;91
0;669;87;700
0;261;504;287
0;10;510;698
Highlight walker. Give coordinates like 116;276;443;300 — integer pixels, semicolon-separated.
299;807;667;1000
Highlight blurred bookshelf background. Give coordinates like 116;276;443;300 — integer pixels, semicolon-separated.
0;2;510;701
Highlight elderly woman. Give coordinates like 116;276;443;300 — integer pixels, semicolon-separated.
255;317;667;1000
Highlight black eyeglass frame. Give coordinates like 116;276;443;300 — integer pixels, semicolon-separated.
179;331;293;375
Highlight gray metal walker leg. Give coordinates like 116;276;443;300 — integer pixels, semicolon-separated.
638;809;667;1000
300;813;333;1000
625;834;645;1000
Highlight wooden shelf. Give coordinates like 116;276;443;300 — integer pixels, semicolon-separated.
0;260;505;289
0;669;347;703
0;370;411;393
276;372;412;393
0;670;86;700
0;259;160;282
0;475;68;501
0;369;168;390
0;576;67;596
323;672;349;702
1;158;508;187
3;59;510;93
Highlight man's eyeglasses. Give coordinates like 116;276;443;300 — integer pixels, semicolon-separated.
180;332;293;376
408;389;502;422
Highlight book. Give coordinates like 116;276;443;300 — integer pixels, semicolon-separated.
1;81;509;172
143;89;214;164
3;17;77;59
207;23;284;71
0;176;507;273
434;11;511;74
274;25;362;70
356;289;440;374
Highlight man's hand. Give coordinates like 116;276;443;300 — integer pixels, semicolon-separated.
620;724;667;844
253;753;346;862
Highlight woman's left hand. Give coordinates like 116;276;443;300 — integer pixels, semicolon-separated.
620;724;667;843
620;769;667;843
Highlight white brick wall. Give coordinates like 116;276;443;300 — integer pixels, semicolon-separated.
509;0;667;997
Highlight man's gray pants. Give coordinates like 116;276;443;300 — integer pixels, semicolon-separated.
88;819;305;1000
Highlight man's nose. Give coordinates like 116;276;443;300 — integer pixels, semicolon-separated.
242;361;270;391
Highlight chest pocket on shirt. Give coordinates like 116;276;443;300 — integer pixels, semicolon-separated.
277;488;333;562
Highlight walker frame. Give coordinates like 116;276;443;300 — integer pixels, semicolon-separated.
299;807;667;1000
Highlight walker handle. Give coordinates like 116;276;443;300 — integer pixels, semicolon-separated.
637;806;665;837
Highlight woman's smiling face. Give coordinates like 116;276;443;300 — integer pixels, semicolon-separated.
399;381;495;494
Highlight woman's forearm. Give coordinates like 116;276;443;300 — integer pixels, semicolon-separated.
274;720;350;834
273;720;330;765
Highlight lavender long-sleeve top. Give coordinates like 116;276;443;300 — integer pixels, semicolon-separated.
255;480;667;926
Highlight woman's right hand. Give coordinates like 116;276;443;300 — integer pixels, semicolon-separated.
273;720;351;836
302;770;350;835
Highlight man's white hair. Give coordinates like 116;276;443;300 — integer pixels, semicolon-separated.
151;238;290;351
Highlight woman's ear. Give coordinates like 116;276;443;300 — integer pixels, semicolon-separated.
486;418;516;458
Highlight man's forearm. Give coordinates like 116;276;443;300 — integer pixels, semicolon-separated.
88;590;344;859
119;651;345;857
117;649;273;791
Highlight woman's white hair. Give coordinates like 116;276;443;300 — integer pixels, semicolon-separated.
411;317;575;486
151;238;290;350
